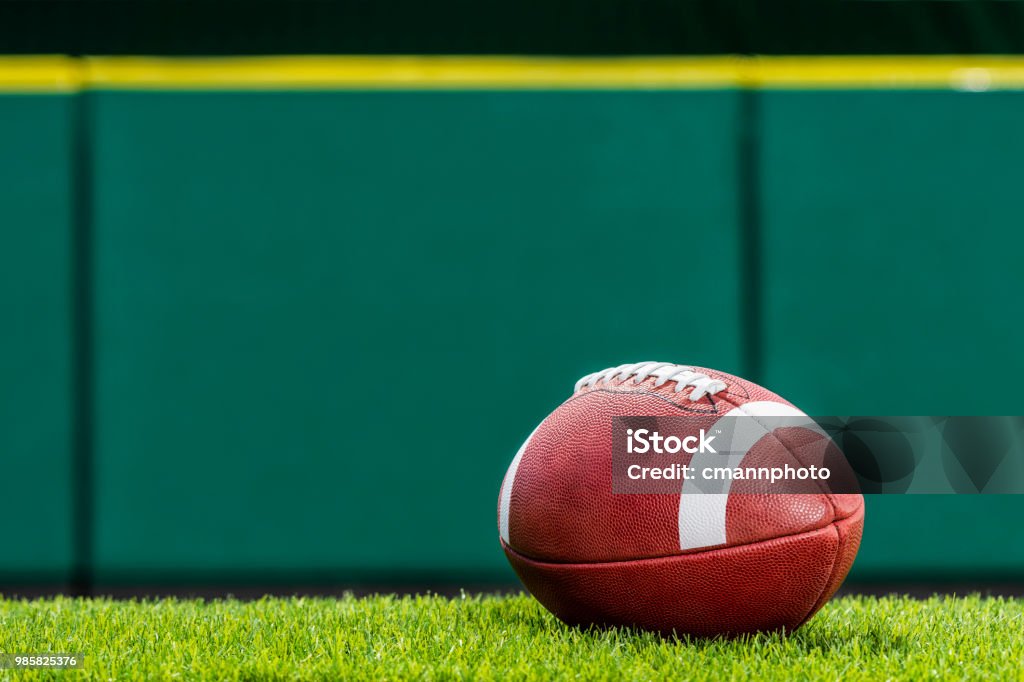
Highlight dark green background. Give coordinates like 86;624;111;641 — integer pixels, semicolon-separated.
2;85;1023;587
2;1;1024;55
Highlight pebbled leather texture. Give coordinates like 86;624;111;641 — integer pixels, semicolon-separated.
498;365;865;637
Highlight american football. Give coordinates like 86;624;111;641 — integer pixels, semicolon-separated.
499;362;864;637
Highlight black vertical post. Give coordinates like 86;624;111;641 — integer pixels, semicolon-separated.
738;85;763;383
70;78;95;598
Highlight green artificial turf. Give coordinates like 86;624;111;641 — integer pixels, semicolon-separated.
0;593;1021;680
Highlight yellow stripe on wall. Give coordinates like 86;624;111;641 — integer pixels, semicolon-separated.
84;56;746;89
3;55;1024;92
0;56;83;92
752;56;1024;91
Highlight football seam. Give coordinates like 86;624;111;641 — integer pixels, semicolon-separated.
503;516;851;567
562;387;723;414
797;508;863;628
716;391;844;521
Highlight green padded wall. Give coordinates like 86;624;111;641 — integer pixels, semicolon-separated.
760;91;1024;579
3;81;1022;586
89;91;742;583
0;95;75;583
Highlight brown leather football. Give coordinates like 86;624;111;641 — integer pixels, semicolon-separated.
498;362;864;637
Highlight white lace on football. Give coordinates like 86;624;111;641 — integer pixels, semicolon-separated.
574;362;727;402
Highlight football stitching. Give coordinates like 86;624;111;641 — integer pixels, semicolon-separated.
562;386;722;414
